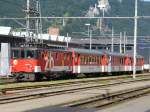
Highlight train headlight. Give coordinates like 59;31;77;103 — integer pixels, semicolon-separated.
13;60;18;65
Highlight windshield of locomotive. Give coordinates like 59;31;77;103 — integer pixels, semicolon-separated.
11;49;37;59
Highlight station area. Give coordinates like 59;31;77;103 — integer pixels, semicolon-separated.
0;0;150;112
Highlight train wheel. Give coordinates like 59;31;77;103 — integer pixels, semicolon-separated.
45;75;52;81
34;73;43;81
14;73;24;82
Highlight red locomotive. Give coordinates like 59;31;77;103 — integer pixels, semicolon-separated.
10;45;144;81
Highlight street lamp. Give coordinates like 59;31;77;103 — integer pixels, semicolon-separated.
85;23;90;37
97;4;105;32
85;23;92;50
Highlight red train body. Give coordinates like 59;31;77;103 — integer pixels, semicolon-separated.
10;46;144;81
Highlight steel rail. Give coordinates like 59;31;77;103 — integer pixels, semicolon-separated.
0;76;150;104
0;73;149;94
65;85;150;109
0;74;149;93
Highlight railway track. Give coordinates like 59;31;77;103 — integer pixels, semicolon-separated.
0;75;150;104
64;85;150;110
0;77;14;85
0;73;150;93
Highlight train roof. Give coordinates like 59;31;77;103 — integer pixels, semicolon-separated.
72;48;143;58
71;48;104;55
106;51;143;58
11;46;143;58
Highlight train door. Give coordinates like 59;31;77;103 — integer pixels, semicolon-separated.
125;56;131;71
72;49;80;73
67;53;72;72
41;51;54;71
101;54;108;72
108;55;112;73
62;52;72;72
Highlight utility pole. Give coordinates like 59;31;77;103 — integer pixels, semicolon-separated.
90;30;92;50
124;31;126;53
85;23;90;37
26;0;30;39
66;33;69;48
120;32;122;53
149;48;150;73
24;0;42;43
38;0;43;43
111;27;114;52
133;0;138;79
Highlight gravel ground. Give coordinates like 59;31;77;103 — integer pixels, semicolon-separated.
97;94;150;112
0;80;150;112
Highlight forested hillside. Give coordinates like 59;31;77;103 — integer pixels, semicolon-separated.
0;0;150;36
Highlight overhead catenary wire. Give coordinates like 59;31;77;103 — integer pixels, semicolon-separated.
1;16;150;20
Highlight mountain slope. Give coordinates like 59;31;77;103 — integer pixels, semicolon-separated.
0;0;150;36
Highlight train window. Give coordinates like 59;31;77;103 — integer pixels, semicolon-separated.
91;57;93;63
97;57;99;64
69;54;72;61
67;54;70;61
21;50;25;58
12;50;20;59
88;57;90;63
120;58;122;65
86;57;89;63
92;57;96;63
98;56;102;64
94;57;96;62
111;57;113;65
36;50;41;59
90;57;92;63
64;53;67;60
89;57;92;63
75;56;78;62
84;57;87;64
26;50;34;58
56;52;59;60
122;58;124;65
80;56;84;63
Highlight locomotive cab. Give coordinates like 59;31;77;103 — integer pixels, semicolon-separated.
11;48;41;81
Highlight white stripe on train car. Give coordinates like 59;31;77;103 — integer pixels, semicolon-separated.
78;65;81;73
102;66;104;72
49;66;70;72
45;65;143;74
73;66;76;73
34;66;41;72
142;66;144;70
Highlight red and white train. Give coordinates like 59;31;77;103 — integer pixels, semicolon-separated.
10;46;144;81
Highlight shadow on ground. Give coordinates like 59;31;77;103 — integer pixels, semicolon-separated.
24;106;97;112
